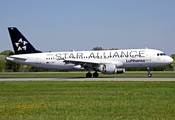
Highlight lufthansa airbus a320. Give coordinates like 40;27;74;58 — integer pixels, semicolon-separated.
6;27;173;77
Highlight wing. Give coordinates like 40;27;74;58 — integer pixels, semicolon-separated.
63;59;123;70
63;59;99;70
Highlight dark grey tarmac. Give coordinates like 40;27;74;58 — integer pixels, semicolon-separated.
0;77;175;81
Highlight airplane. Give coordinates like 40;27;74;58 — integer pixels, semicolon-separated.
6;27;173;77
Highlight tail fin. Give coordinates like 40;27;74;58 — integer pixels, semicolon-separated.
8;27;41;54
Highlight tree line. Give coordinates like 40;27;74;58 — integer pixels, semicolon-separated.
0;47;174;72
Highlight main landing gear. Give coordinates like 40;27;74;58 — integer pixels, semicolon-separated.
86;72;92;78
93;71;99;77
86;71;99;78
147;67;152;77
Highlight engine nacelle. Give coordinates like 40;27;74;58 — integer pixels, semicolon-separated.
100;64;125;74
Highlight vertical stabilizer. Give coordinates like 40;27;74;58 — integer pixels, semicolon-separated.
8;27;41;54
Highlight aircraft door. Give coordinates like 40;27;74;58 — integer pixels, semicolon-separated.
145;50;151;62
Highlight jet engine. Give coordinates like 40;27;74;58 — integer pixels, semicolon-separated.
99;64;125;74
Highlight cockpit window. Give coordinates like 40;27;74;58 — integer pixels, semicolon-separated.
157;53;166;56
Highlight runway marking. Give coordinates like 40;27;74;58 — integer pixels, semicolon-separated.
0;77;175;81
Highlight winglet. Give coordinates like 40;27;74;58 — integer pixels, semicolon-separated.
8;27;41;54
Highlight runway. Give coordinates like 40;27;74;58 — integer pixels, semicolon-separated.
0;77;175;81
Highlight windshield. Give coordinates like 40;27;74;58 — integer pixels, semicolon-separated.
157;53;166;56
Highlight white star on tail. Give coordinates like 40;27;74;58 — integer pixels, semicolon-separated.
15;38;28;51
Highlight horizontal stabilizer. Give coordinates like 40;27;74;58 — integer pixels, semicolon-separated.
6;56;27;60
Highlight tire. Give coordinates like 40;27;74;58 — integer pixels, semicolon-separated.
86;73;92;78
93;73;99;77
148;73;152;77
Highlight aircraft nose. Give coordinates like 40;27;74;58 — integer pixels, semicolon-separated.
168;56;173;64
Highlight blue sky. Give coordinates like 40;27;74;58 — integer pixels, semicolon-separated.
1;0;175;55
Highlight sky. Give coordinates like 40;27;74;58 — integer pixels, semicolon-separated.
0;0;175;55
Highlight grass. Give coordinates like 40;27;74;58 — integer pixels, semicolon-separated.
0;81;175;119
0;71;175;78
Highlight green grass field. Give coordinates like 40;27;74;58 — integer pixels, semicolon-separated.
0;81;175;119
0;71;175;78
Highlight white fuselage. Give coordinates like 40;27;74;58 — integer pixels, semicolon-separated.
6;49;173;71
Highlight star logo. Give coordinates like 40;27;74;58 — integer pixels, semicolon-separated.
15;38;28;51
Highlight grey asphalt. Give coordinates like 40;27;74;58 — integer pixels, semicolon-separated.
0;77;175;81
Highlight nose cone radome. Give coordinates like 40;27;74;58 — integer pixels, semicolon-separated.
168;56;173;64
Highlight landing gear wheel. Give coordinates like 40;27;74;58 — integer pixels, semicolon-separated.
93;72;99;77
147;67;152;78
86;73;92;78
148;73;152;77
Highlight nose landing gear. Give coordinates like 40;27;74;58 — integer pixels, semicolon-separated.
147;67;152;77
